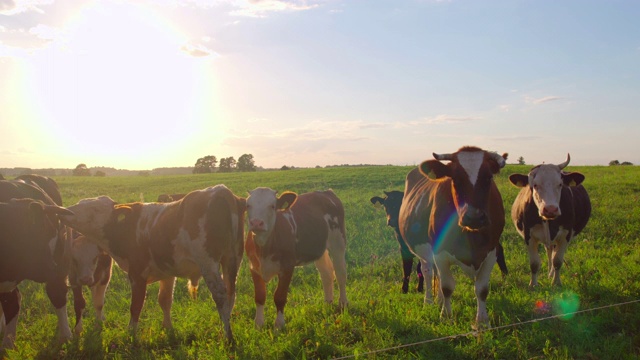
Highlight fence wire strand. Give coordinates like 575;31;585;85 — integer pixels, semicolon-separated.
331;298;640;359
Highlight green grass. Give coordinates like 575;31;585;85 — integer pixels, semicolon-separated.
3;165;640;359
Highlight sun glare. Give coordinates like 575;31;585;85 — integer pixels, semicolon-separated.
23;1;221;169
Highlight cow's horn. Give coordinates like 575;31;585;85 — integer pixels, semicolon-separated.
433;152;453;161
490;151;507;168
557;153;570;169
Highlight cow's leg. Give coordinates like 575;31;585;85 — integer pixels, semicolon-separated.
128;275;148;330
399;244;414;294
274;269;294;329
188;276;200;300
434;255;454;319
93;255;112;325
158;277;176;328
550;230;570;287
416;260;424;293
314;251;335;303
527;238;542;288
0;289;20;350
413;243;436;304
199;260;234;343
327;236;348;308
250;268;267;329
71;286;86;335
546;244;554;279
45;278;73;343
473;249;497;328
220;252;242;325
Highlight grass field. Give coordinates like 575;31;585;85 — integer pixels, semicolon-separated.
3;164;640;359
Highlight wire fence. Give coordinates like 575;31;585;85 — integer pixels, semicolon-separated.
331;298;640;360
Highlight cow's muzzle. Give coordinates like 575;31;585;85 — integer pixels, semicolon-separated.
460;206;489;231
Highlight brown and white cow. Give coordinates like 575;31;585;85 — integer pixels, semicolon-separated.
398;146;508;327
0;198;73;349
0;178;73;349
59;185;246;343
245;188;348;329
68;232;113;335
509;154;591;287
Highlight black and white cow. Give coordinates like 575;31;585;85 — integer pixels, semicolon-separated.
509;154;591;287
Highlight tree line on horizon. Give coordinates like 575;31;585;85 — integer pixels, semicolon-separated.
193;154;256;174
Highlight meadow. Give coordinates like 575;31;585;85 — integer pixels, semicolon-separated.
3;164;640;359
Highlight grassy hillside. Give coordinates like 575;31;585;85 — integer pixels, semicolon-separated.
4;165;640;359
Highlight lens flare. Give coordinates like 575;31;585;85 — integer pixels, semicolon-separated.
433;211;458;253
553;291;580;320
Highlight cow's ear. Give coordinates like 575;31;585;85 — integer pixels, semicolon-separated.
113;206;133;223
562;172;585;187
277;191;297;211
509;174;529;188
370;196;383;206
420;160;450;179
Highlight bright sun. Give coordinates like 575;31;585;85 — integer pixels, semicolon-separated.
25;1;218;169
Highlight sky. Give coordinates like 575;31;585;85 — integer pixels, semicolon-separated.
1;0;638;170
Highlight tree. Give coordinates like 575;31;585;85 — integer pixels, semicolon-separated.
237;154;257;172
193;155;217;174
621;161;634;166
517;156;525;165
281;165;291;171
609;160;620;166
73;164;91;176
219;157;236;173
94;170;106;177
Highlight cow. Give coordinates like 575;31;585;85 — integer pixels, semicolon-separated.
0;179;73;349
157;193;186;203
245;188;348;329
509;154;591;287
68;232;113;335
0;198;73;350
370;191;424;294
12;175;109;335
398;146;508;328
58;185;245;343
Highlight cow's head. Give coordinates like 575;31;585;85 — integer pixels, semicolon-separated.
509;154;584;220
0;199;73;262
70;234;104;286
370;190;404;229
420;146;507;231
246;187;297;246
59;196;118;240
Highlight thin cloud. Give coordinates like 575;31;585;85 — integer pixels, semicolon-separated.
406;114;481;126
526;95;563;105
0;0;51;15
231;0;322;17
180;42;218;58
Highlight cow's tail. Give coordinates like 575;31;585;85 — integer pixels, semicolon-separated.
496;243;508;276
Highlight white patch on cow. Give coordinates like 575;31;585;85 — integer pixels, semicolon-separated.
48;235;58;258
255;256;281;282
55;306;73;343
410;243;436;304
529;164;563;218
254;304;265;328
283;212;297;239
0;281;17;293
72;236;102;284
473;248;496;327
275;310;285;329
457;151;484;186
246;188;279;246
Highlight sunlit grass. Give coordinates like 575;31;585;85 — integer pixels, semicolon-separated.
3;165;639;359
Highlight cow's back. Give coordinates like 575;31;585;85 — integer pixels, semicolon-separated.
289;190;344;263
399;168;449;248
179;186;245;261
15;175;63;206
